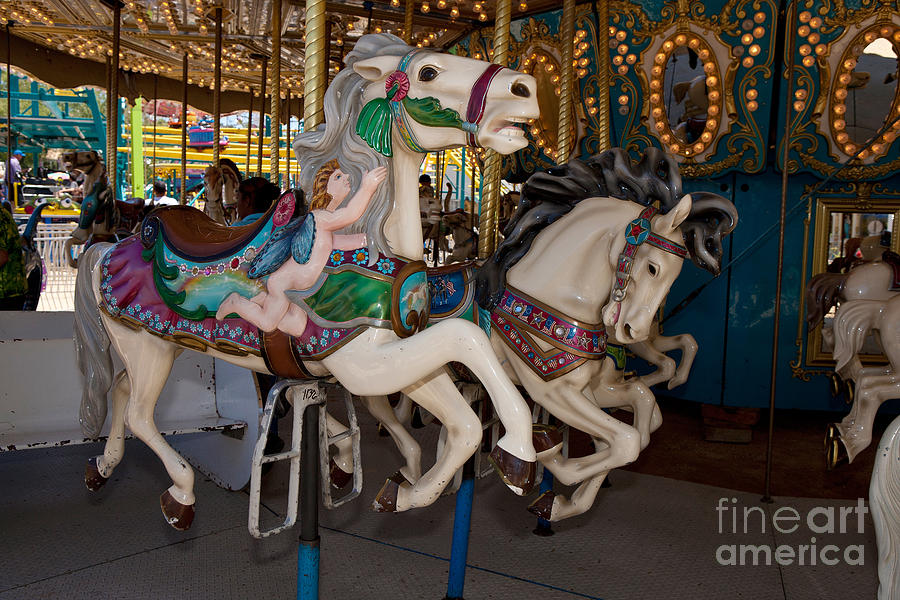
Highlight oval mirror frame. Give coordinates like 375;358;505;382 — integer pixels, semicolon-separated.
647;32;725;159
517;43;579;162
828;22;900;161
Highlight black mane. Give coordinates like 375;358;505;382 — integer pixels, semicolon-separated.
474;148;682;310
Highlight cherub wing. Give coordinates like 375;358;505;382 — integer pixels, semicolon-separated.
248;213;316;278
290;212;317;265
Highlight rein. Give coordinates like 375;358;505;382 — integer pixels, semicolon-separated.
356;50;508;156
612;205;688;302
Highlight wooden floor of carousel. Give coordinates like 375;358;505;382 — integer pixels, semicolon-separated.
0;397;886;600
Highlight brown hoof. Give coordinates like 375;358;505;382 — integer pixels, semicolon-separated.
160;490;195;531
527;490;556;520
844;379;855;405
85;456;108;492
372;471;407;513
826;436;849;471
532;424;563;454
329;458;353;490
488;446;536;496
829;372;842;398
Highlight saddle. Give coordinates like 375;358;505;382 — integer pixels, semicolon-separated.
141;193;289;262
116;197;146;231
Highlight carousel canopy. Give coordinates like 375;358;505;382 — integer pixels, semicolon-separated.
0;0;560;111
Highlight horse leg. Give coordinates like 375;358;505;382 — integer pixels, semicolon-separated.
654;333;698;389
587;359;659;449
530;438;609;522
85;369;129;490
628;340;675;389
373;371;482;512
104;317;192;529
324;411;355;490
321;324;536;497
360;395;423;483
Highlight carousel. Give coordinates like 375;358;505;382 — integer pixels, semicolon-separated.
0;0;898;599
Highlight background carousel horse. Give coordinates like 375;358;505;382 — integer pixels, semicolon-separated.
871;413;900;600
806;251;900;467
442;209;478;263
202;157;242;224
820;296;900;467
331;148;737;521
20;202;50;310
61;150;146;267
74;33;541;529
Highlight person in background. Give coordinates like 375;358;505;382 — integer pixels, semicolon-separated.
4;150;24;207
151;180;178;206
0;201;25;310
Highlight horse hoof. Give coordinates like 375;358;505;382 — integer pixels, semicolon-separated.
825;423;839;453
160;490;195;530
826;433;849;471
527;491;556;521
372;471;407;513
532;424;563;454
85;456;108;492
829;372;843;398
488;446;536;496
844;379;855;405
329;458;353;490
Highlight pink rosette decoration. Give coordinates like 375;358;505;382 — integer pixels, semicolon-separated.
272;193;296;227
385;71;410;101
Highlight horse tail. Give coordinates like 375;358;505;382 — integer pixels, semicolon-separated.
74;243;115;438
831;300;882;372
871;414;900;600
805;272;847;331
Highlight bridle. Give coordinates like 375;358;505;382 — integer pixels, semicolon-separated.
611;205;688;302
357;49;509;156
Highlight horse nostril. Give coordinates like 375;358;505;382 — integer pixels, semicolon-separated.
511;81;531;98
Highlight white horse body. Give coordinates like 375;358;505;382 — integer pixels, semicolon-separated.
871;414;900;600
75;34;541;528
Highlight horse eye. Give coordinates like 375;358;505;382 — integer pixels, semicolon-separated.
648;262;659;277
419;66;439;82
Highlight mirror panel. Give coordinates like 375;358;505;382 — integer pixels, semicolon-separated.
807;195;900;365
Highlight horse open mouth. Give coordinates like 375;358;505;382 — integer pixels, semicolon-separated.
493;117;530;136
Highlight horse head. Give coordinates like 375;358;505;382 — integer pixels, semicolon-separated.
353;40;538;156
601;194;693;344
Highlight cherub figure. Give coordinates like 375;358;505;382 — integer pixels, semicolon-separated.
216;160;387;336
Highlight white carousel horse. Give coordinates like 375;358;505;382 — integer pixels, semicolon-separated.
73;34;541;529
330;148;737;521
62;150;145;267
442;210;478;263
871;413;900;600
203;158;242;224
611;319;698;390
806;253;900;466
823;296;900;467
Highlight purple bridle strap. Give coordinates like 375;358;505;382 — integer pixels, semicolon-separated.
465;63;506;146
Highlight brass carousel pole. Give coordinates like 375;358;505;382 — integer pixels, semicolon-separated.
303;0;326;130
212;6;223;165
477;0;512;258
6;22;13;202
763;0;800;503
256;55;268;176
245;88;253;176
403;0;414;44
556;0;575;163
108;0;121;198
152;74;158;183
269;0;282;186
180;54;188;204
595;0;611;150
298;0;327;597
285;87;291;187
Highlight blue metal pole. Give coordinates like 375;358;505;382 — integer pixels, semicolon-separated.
446;456;476;599
298;401;320;600
533;470;555;536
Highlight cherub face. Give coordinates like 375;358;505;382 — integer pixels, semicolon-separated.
326;169;352;210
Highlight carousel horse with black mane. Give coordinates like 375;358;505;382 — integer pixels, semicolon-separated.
328;147;737;521
806;250;900;467
74;33;543;529
62;150;146;267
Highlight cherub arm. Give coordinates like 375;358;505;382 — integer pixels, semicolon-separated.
334;233;367;250
316;166;387;230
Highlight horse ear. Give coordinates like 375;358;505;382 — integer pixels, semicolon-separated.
654;193;692;235
353;56;401;82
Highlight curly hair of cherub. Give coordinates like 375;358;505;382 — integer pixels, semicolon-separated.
310;158;341;210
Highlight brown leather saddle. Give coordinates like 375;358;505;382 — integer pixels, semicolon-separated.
116;197;146;232
141;202;278;262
